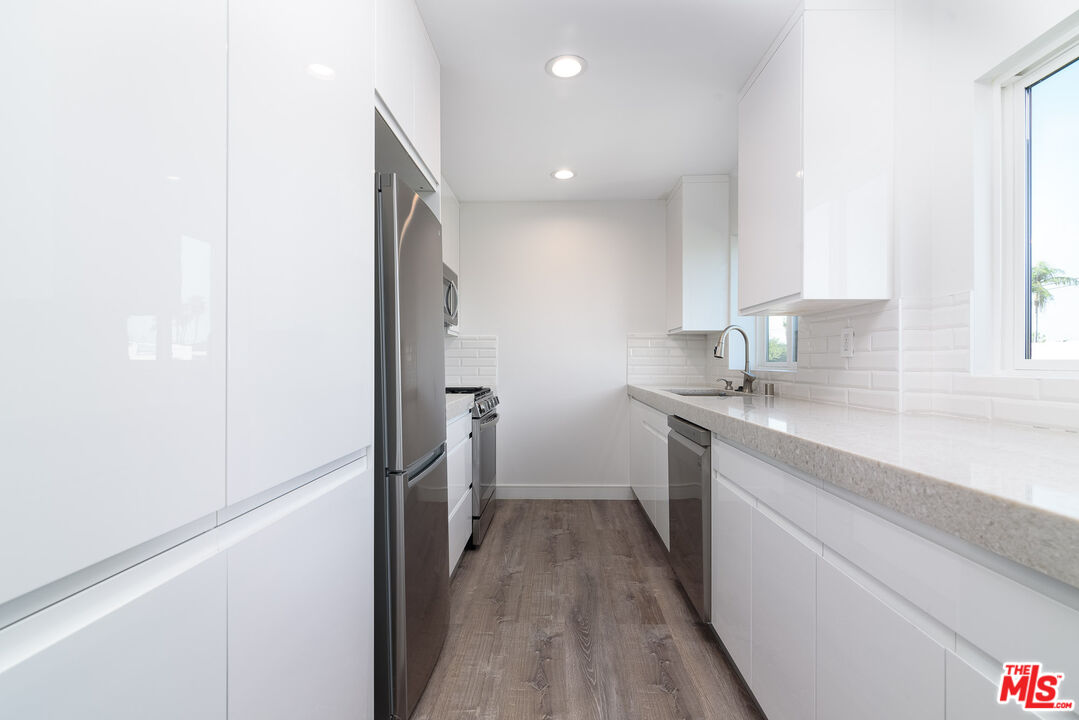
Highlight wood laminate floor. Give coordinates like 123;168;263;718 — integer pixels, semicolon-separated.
412;499;764;720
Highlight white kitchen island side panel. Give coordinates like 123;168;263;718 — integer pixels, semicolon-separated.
0;0;227;606
227;0;375;505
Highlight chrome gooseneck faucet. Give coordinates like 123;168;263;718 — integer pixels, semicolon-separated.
714;325;756;394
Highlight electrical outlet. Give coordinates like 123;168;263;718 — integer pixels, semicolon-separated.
840;327;855;358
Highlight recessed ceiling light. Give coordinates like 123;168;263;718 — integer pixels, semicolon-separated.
552;169;575;180
545;55;586;79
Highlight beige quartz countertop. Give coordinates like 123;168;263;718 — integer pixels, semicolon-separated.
446;393;473;422
628;384;1079;589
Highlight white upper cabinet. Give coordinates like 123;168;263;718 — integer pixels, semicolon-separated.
227;0;375;504
375;0;441;183
738;2;894;316
666;176;732;333
442;181;461;275
0;0;227;605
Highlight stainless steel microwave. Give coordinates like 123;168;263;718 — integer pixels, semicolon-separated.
442;264;459;327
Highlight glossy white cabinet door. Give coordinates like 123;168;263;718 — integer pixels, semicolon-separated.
711;474;753;682
0;0;227;605
801;9;893;302
447;417;472;513
738;17;803;312
652;423;671;550
227;464;372;720
629;400;653;521
413;10;442;178
667;176;732;332
751;509;816;720
448;487;472;573
375;0;416;136
666;183;685;332
442;182;461;275
817;559;945;720
946;652;1029;720
0;555;227;718
227;0;375;504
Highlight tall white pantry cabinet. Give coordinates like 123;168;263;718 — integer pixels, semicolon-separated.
0;0;401;715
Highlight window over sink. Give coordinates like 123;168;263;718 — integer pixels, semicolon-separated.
757;316;798;371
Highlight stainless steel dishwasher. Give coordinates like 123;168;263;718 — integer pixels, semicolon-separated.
667;415;711;622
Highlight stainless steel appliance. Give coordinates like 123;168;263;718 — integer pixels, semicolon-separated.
374;174;449;720
667;415;711;622
445;386;498;545
442;263;458;327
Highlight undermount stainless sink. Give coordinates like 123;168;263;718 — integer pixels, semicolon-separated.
664;388;750;397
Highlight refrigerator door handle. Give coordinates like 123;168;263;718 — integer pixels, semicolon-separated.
405;444;447;489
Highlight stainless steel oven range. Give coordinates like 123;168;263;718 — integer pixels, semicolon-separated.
446;386;499;545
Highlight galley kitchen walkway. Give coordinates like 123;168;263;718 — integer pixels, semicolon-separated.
412;499;764;720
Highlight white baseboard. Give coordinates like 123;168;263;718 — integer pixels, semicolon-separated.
496;484;634;500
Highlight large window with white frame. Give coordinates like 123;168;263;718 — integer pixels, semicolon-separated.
757;316;798;370
1002;44;1079;370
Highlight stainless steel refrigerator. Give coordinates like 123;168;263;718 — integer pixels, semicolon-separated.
374;173;449;720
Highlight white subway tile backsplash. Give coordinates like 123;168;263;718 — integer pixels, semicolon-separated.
931;303;970;329
848;389;901;412
931;328;954;350
930;349;969;372
828;370;872;389
1039;379;1079;403
627;334;709;386
870;331;900;351
903;308;932;330
445;335;497;387
871;371;900;391
903;350;934;372
903;330;933;350
930;393;992;420
848;350;899;371
810;386;850;405
622;292;1079;430
903;392;933;413
991;398;1079;430
951;374;1038;400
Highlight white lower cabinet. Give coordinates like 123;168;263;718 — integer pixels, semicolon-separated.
946;652;1029;720
711;473;753;681
630;400;650;513
0;556;227;719
652;420;670;549
702;430;1079;720
750;509;816;720
817;559;945;720
629;399;670;549
447;412;473;573
227;467;372;720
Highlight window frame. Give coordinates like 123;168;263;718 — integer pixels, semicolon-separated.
756;315;798;371
1000;43;1079;373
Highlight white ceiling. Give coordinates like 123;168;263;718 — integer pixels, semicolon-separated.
416;0;800;202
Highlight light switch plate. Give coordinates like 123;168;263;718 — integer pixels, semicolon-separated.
840;327;855;358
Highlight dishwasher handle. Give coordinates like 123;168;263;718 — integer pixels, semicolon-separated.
667;415;710;447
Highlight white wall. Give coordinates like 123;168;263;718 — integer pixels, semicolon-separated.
459;201;666;497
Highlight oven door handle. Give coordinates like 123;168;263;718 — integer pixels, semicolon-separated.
478;412;499;428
